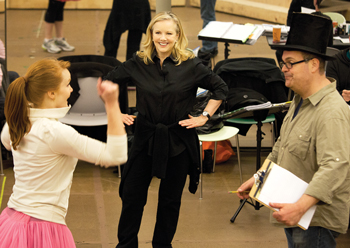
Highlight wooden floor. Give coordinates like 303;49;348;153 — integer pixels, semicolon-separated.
1;6;350;248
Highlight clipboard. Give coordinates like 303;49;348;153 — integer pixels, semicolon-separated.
249;159;317;230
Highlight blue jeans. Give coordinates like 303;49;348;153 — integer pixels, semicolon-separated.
200;0;217;52
285;227;340;248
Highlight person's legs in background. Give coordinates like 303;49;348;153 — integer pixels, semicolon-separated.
104;28;142;61
103;11;124;59
42;0;74;54
103;28;122;58
199;0;218;57
126;29;143;60
54;20;75;52
285;227;339;248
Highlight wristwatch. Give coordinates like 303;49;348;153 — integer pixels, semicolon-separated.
202;111;211;120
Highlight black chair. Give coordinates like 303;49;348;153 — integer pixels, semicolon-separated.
214;57;288;138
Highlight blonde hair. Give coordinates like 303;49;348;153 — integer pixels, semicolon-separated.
4;58;70;150
137;11;195;65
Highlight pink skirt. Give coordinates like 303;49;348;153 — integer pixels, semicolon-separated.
0;207;76;248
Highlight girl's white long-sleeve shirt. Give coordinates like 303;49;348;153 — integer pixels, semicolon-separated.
1;106;127;225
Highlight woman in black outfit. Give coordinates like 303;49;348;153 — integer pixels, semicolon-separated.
103;11;228;248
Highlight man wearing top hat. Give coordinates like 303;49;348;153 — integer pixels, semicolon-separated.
236;12;350;247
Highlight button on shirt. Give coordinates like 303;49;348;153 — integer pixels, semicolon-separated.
267;80;350;233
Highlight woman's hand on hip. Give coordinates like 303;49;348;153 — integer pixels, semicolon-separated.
122;114;136;126
178;114;208;129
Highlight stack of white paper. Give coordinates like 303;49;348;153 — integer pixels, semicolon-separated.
244;101;272;111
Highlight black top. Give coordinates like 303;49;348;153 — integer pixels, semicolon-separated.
104;53;228;194
326;48;350;104
105;53;228;126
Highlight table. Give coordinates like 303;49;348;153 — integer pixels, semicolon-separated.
266;35;350;50
198;33;259;60
198;35;259;60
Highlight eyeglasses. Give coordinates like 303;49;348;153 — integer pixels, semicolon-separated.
279;58;314;69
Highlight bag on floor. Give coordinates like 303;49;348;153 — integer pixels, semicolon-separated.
202;149;213;173
201;140;235;164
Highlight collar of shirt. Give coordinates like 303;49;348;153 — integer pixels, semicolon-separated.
306;78;336;106
29;106;71;120
151;51;177;63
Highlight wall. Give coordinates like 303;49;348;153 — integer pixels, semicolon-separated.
0;0;4;12
190;0;289;24
7;0;350;24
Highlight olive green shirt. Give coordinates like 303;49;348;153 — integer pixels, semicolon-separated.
267;80;350;234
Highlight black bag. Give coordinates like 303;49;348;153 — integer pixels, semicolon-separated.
195;116;224;134
226;87;268;112
224;88;269;136
191;90;225;134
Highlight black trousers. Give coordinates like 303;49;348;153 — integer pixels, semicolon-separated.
45;0;65;23
116;149;190;248
104;29;143;61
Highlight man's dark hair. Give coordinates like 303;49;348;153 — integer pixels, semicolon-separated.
301;52;325;74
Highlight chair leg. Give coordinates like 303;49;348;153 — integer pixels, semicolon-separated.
236;135;242;185
199;141;203;199
212;141;217;173
117;164;121;178
0;155;3;176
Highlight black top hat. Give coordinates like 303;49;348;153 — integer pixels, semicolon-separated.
271;12;335;60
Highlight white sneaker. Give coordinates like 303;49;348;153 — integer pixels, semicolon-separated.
55;38;75;52
42;39;61;54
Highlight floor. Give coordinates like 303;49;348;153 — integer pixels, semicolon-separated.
1;6;350;248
